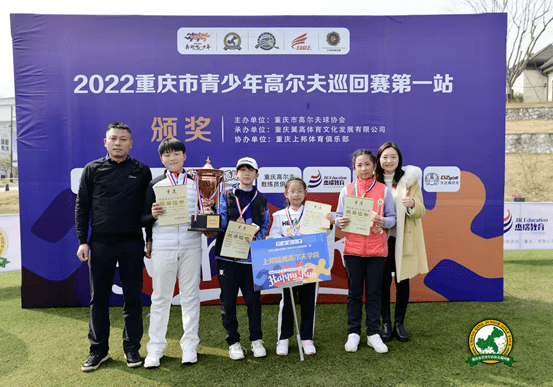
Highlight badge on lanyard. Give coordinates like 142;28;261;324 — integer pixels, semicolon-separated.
234;184;257;223
372;198;385;234
285;207;303;238
287;227;294;238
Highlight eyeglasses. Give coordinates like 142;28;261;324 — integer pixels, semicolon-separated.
287;190;306;195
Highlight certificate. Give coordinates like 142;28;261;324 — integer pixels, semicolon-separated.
298;200;332;236
220;221;258;260
250;232;331;292
154;185;189;227
342;195;373;236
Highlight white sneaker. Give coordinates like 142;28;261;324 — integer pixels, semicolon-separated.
144;352;163;368
301;340;316;355
276;339;289;356
182;350;197;364
367;333;389;353
229;342;246;360
345;333;360;352
251;339;267;358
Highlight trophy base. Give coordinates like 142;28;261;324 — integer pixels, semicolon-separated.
189;214;224;232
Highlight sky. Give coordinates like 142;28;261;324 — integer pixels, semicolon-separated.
1;0;553;98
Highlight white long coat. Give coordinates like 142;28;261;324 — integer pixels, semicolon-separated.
393;166;429;281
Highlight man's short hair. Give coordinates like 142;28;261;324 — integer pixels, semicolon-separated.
158;137;186;156
106;122;132;137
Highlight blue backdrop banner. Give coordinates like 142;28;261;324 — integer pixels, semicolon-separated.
11;14;506;307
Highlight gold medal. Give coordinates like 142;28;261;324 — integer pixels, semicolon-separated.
371;226;384;235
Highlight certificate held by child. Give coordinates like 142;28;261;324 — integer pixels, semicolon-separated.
154;185;189;227
298;200;332;235
220;220;259;260
341;195;373;236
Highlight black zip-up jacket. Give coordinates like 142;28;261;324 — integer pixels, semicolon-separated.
75;155;152;244
213;187;268;258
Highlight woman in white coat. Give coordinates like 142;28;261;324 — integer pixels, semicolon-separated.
375;142;428;342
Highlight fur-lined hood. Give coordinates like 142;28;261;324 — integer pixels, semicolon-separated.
401;165;422;188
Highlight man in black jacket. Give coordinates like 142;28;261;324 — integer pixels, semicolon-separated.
75;122;152;371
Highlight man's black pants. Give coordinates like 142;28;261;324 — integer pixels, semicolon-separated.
88;239;144;354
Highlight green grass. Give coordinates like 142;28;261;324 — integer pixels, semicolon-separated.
1;250;552;386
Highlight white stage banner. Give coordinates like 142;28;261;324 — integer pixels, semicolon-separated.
0;214;22;272
504;203;553;250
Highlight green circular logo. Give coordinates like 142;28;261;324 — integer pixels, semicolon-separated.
0;227;7;257
467;320;514;366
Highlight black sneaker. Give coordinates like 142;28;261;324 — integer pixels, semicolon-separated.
81;352;109;371
124;351;142;367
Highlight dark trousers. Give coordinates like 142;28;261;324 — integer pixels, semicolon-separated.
216;259;262;346
88;240;144;354
344;254;387;336
381;237;410;321
278;282;317;340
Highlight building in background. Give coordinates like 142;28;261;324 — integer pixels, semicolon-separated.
0;97;17;179
512;43;553;103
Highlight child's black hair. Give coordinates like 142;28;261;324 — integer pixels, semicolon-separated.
284;177;307;207
351;149;376;167
158;137;186;156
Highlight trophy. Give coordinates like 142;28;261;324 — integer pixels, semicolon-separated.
189;157;225;232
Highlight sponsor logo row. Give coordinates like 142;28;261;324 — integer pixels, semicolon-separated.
177;28;350;55
228;166;462;194
224;166;351;193
70;166;461;194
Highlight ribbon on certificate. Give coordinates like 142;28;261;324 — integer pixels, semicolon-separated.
285;206;303;237
233;184;258;220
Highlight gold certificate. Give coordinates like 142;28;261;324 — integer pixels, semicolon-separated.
298;200;332;236
154;185;189;227
221;221;259;259
342;195;373;236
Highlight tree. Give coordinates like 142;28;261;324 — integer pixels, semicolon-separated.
0;158;17;179
462;0;553;100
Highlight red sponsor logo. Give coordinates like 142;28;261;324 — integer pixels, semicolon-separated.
291;33;311;50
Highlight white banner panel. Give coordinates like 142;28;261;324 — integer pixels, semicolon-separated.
0;214;22;272
504;202;553;250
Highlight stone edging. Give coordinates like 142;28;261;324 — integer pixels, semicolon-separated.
505;133;553;153
506;106;553;120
